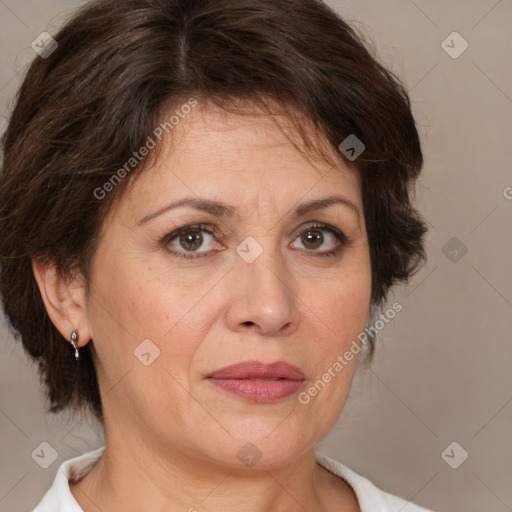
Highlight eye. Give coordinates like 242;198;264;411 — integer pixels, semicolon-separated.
161;224;223;259
290;223;348;257
160;222;348;260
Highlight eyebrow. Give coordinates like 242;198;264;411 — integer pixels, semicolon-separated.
137;195;360;226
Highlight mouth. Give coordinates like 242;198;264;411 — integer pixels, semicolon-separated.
205;360;306;403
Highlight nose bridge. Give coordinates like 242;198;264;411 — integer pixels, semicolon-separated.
227;236;299;335
248;244;289;299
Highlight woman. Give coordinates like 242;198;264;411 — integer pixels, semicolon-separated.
0;0;432;510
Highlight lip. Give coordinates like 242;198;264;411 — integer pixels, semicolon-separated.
206;360;306;403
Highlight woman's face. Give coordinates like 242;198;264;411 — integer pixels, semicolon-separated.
85;102;372;469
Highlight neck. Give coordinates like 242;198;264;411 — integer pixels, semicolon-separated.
69;434;358;512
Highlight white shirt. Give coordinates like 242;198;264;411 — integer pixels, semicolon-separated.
32;446;434;511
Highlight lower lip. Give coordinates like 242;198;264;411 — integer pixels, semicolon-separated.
207;378;305;402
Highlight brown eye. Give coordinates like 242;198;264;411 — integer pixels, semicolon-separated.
162;224;223;260
178;230;204;251
301;229;324;250
290;223;348;257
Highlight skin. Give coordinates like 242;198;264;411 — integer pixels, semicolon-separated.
33;100;371;512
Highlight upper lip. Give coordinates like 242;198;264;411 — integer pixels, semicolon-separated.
206;360;305;380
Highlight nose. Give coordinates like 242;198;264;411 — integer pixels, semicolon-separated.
225;249;300;337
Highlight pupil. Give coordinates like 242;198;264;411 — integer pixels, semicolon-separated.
180;230;203;251
303;229;322;249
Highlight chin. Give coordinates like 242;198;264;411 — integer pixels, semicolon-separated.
199;424;315;471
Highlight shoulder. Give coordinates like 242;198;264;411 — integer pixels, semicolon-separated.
315;451;435;512
32;446;105;512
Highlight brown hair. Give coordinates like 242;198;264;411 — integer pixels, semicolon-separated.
0;0;427;424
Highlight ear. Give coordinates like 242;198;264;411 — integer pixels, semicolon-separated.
31;259;92;348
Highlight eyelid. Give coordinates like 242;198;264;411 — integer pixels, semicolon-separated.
163;222;346;244
291;221;347;241
162;223;221;243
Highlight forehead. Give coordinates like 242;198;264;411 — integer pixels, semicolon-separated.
167;100;351;175
117;100;362;219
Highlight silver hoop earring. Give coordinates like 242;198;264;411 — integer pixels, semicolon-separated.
70;330;79;361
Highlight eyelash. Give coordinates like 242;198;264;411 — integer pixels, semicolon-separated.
160;222;349;260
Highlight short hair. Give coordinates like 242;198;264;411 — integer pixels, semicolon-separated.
0;0;427;423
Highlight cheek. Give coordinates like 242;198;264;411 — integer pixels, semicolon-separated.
88;252;214;382
87;255;204;415
91;248;187;334
314;263;372;343
301;275;371;415
86;247;159;370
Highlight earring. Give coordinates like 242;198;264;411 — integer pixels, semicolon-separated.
70;330;80;361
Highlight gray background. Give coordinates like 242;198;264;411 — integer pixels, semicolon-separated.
1;1;511;511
